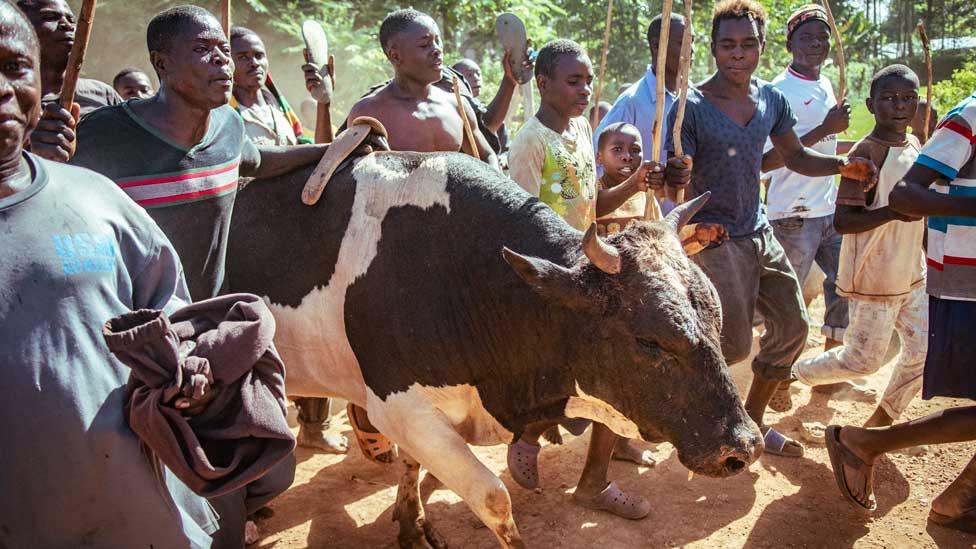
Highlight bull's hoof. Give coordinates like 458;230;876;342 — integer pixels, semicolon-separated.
398;520;448;549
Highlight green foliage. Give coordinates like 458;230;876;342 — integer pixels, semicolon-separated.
932;61;976;112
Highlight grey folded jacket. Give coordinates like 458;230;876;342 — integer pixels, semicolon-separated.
103;293;296;498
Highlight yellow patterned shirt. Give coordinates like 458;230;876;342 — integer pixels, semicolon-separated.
508;115;597;230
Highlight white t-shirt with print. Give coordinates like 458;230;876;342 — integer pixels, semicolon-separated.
764;67;839;220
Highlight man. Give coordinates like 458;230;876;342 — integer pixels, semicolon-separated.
594;14;685;168
31;6;349;545
56;7;338;300
346;9;496;166
113;67;155;100
0;3;214;546
231;25;347;456
230;27;310;146
666;0;877;457
825;89;976;533
16;0;122;114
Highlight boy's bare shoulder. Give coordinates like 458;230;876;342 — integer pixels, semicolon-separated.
348;84;396;119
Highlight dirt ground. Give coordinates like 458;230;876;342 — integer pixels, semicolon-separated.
255;297;976;548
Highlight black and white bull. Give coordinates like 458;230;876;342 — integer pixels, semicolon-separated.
226;152;763;548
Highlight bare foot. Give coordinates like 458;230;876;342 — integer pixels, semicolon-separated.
297;424;349;454
863;407;894;428
612;438;657;467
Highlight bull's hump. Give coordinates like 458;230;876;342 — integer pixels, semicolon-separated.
354;153;453;220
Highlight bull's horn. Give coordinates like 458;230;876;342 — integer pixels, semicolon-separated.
664;191;711;234
582;223;621;274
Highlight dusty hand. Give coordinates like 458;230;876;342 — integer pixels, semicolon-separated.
639;161;666;191
173;380;217;417
30;101;79;162
840;157;879;191
693;223;730;247
666;155;692;188
822;100;852;135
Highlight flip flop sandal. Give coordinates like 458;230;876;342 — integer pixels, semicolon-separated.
928;508;976;534
507;439;541;489
495;13;533;84
301;21;333;104
346;403;396;465
573;481;651;520
763;426;804;458
825;425;877;511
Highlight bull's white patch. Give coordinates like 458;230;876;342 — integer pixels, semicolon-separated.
265;154;452;404
566;381;641;439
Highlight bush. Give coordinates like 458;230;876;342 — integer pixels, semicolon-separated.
932;60;976;112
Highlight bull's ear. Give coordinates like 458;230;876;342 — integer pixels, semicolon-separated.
502;247;599;313
664;191;711;233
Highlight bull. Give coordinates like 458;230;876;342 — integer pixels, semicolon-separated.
226;151;763;548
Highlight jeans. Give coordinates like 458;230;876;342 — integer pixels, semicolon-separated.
794;287;928;418
692;224;809;381
770;214;849;341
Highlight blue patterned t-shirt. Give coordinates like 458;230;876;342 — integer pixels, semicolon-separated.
667;80;797;237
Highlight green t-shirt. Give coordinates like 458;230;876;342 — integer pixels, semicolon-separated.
508;115;597;230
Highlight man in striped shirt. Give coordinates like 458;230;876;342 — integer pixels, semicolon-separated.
68;6;335;301
824;90;976;531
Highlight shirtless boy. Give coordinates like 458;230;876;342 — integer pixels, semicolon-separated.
346;9;496;167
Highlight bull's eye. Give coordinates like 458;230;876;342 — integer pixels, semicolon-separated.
635;337;661;354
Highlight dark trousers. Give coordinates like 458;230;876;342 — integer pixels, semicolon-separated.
208;453;296;548
692;224;809;381
295;397;332;428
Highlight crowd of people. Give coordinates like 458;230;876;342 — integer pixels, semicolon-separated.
2;0;976;546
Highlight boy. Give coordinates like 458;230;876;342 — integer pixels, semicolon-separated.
793;65;926;428
762;4;853;358
595;122;652;235
596;122;730;251
506;39;657;519
665;0;877;457
113;67;155;100
824;88;976;530
346;9;496;166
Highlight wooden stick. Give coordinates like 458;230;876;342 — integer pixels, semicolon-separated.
819;0;846;103
917;22;933;143
453;76;480;159
644;0;673;220
672;0;693;205
220;0;231;36
591;0;615;129
59;0;97;110
315;55;336;143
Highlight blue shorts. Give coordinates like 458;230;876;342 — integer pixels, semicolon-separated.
923;295;976;401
